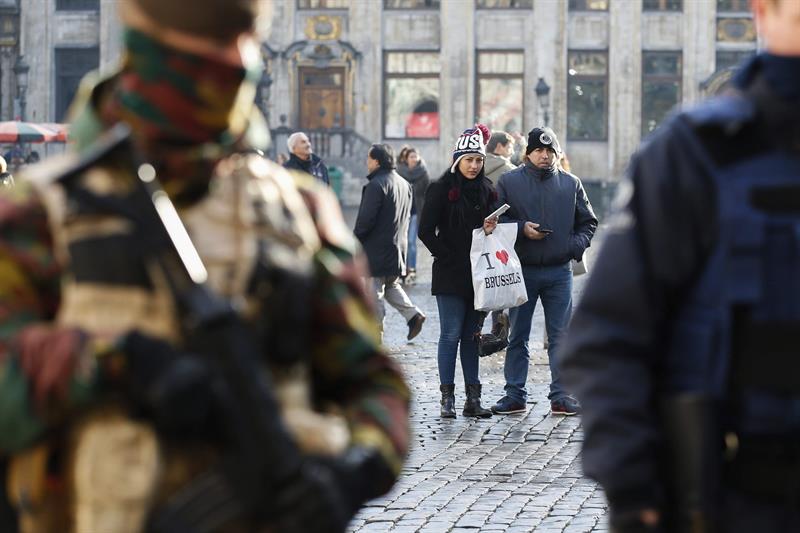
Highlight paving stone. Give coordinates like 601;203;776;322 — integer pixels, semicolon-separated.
343;228;609;532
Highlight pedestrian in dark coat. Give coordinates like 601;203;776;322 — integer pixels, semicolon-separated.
419;124;498;419
283;131;330;185
396;146;430;284
354;143;425;340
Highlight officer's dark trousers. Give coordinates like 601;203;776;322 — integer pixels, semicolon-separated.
720;486;799;532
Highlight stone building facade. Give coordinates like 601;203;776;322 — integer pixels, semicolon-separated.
14;0;756;208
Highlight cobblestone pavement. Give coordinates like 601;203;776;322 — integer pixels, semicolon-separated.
345;218;609;532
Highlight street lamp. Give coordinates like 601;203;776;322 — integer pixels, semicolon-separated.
535;77;551;127
13;55;29;121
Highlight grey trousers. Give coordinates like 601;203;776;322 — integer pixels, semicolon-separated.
371;276;421;331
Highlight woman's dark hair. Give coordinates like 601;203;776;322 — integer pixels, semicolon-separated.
369;143;396;170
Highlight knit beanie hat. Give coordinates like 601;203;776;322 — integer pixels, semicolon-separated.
525;127;561;156
451;123;490;173
130;0;260;43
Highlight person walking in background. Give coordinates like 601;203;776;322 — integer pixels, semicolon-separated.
355;143;426;341
419;124;497;419
561;1;800;530
484;131;517;184
284;131;330;185
0;156;13;188
396;145;430;286
492;127;597;417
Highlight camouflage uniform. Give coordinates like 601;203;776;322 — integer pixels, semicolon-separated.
0;20;409;533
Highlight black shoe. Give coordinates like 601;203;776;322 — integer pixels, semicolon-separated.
550;397;581;416
462;384;492;418
491;396;527;415
407;313;425;340
440;384;456;418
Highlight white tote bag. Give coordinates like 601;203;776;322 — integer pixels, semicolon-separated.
470;223;528;312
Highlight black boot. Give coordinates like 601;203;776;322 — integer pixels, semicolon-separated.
440;384;456;418
463;384;492;418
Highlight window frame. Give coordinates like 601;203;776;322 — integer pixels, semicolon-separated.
475;0;533;9
641;50;682;138
642;0;682;12
568;0;609;12
382;49;441;140
474;49;525;134
54;46;100;121
716;0;750;13
566;49;609;142
383;0;441;9
55;0;99;11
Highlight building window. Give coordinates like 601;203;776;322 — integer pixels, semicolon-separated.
476;51;524;133
717;17;756;43
55;0;98;9
568;0;608;11
384;51;440;139
384;0;440;8
476;0;533;8
567;50;608;141
717;0;749;13
297;0;349;8
642;51;681;137
716;50;755;70
55;47;99;121
643;0;682;11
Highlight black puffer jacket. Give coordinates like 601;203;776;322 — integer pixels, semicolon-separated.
418;170;497;300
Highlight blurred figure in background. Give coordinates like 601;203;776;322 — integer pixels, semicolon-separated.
0;155;14;188
396;145;430;286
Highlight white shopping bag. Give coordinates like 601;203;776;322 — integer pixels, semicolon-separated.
470;223;528;312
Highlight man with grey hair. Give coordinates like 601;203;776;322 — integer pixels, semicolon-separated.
284;131;330;186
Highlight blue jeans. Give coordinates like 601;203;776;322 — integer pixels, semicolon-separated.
504;263;573;402
436;294;482;386
407;213;418;271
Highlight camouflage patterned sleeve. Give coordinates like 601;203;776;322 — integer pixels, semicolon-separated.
0;182;106;453
297;183;411;476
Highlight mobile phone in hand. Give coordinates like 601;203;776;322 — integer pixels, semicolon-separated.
485;203;511;222
535;227;553;234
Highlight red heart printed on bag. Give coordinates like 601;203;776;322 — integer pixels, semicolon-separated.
496;250;509;265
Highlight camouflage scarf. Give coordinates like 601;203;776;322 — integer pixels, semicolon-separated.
100;29;261;204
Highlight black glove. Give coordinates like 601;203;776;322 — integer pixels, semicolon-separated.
119;331;215;437
271;447;396;533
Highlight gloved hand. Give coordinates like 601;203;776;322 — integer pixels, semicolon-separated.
271;447;395;533
118;331;215;437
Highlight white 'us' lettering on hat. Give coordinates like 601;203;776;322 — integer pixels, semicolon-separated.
457;132;483;150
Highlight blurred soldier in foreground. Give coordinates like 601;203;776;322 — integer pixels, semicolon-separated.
0;0;410;532
561;0;800;531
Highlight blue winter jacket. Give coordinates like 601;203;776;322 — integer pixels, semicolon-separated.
496;161;597;267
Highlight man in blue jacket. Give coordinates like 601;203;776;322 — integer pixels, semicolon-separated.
492;127;597;416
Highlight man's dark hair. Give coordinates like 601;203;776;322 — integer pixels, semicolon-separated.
487;132;513;154
369;143;396;170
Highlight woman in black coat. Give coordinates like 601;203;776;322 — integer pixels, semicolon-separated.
419;124;498;419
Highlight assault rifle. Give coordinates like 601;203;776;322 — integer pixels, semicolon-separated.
57;124;314;532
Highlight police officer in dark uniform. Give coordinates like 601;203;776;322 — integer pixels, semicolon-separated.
561;0;800;531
